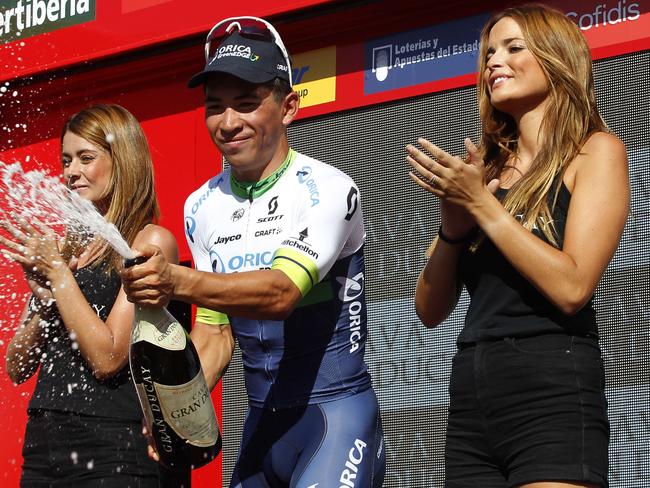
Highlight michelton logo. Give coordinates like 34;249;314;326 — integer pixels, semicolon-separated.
0;0;95;44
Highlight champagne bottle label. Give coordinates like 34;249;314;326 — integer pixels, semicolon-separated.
155;371;220;447
134;375;176;455
132;314;186;351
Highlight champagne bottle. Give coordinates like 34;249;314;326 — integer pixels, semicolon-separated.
125;257;221;471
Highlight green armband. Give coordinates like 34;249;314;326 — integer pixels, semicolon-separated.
195;307;230;326
272;248;320;297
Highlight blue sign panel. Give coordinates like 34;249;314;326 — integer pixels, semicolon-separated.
364;13;489;95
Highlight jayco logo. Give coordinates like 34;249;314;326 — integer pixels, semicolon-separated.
215;234;241;245
0;0;95;44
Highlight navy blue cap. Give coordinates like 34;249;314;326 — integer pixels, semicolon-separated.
188;32;291;88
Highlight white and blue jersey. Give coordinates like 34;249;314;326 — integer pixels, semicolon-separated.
184;149;373;410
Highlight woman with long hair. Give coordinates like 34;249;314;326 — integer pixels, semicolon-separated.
2;104;178;486
408;5;628;487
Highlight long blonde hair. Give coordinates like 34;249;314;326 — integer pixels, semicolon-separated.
61;104;159;271
477;4;607;245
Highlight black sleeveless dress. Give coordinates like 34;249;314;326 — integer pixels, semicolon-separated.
458;181;598;345
21;261;160;485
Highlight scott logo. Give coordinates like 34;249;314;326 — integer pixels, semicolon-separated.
345;187;359;221
258;215;283;223
185;216;196;243
339;439;367;488
268;196;279;215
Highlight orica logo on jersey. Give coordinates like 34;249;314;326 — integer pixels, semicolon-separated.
189;182;219;215
186;181;220;242
336;272;364;302
296;166;320;207
337;272;365;353
185;216;197;243
209;250;273;273
339;438;367;488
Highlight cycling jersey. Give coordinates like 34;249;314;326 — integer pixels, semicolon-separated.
184;149;373;410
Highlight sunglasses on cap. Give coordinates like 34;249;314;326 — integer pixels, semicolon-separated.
204;16;293;86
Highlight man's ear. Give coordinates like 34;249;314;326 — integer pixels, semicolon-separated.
281;90;300;126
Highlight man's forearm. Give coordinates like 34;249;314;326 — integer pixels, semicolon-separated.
171;266;301;320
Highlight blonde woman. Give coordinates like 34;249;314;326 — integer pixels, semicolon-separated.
2;104;178;487
407;5;628;488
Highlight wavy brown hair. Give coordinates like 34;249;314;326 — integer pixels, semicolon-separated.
60;104;159;272
476;4;607;246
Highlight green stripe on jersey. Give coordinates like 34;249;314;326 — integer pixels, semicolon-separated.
231;149;296;200
297;279;333;308
195;307;230;326
272;248;319;296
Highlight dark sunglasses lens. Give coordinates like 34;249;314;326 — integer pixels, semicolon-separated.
207;19;278;60
238;25;274;41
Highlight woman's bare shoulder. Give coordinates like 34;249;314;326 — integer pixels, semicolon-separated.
134;224;179;264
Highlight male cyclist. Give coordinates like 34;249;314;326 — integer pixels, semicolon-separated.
121;16;385;488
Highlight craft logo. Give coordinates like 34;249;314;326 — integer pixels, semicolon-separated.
0;0;95;44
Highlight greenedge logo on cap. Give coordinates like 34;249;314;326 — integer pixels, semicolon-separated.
0;0;96;45
215;44;262;63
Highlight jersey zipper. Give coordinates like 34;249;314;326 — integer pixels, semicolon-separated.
247;188;277;411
